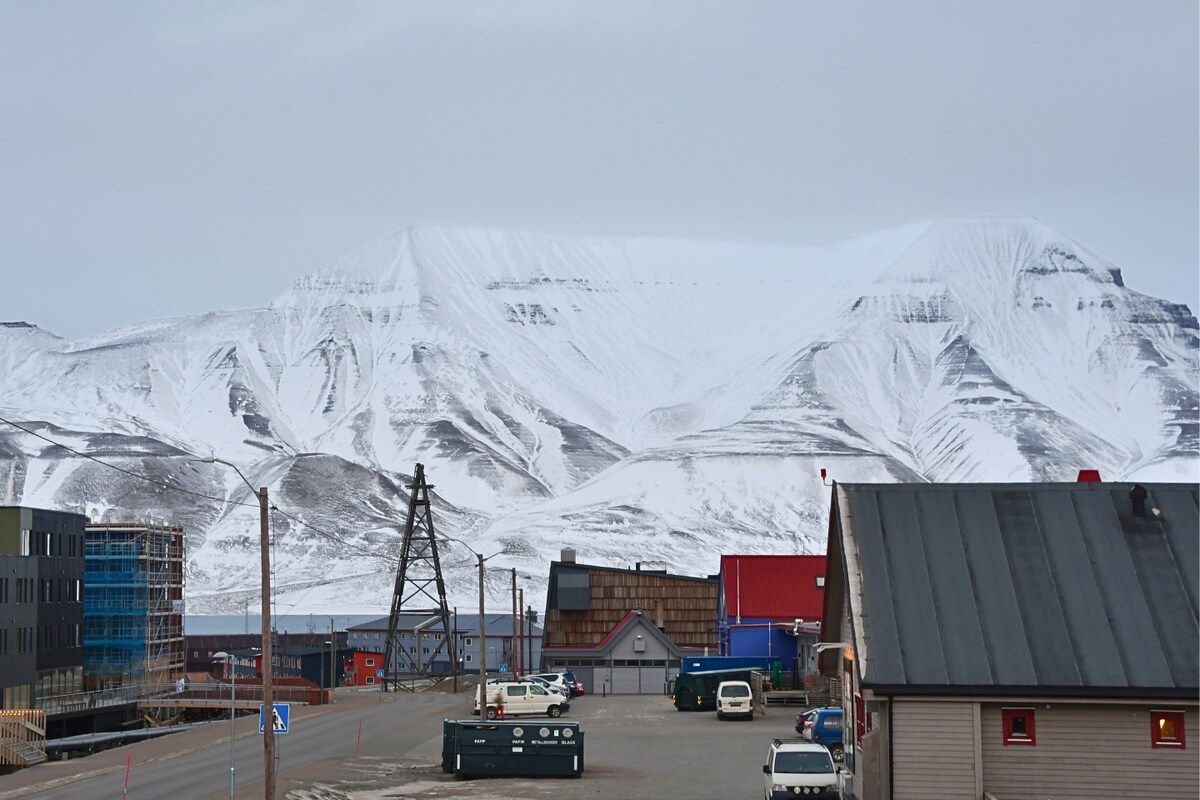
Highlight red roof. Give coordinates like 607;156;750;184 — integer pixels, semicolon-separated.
720;555;826;620
541;610;642;651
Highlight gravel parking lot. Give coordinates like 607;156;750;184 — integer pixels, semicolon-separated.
295;692;804;800
0;689;813;800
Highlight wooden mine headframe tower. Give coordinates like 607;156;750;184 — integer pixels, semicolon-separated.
381;463;456;691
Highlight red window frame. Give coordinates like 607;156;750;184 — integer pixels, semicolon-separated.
1002;707;1036;745
1151;710;1186;749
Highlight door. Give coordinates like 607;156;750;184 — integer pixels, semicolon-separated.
504;684;530;714
526;683;555;713
640;665;666;694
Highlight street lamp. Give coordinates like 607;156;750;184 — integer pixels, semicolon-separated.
438;537;504;698
192;456;275;800
212;651;236;800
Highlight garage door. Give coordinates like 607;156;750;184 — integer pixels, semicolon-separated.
640;666;667;694
610;667;641;694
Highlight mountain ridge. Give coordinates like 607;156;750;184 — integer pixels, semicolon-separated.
1;216;1195;614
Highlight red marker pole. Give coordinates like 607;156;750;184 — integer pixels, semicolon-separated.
122;753;131;799
355;721;362;757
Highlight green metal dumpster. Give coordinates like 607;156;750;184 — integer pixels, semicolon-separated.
441;719;584;778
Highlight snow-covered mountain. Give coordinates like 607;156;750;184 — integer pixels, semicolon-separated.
1;217;1196;614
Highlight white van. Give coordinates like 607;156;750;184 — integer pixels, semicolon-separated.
715;680;754;720
762;739;839;799
473;681;570;719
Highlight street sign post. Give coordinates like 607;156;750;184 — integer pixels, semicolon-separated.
259;703;291;735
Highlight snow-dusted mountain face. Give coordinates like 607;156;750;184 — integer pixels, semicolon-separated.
1;218;1196;614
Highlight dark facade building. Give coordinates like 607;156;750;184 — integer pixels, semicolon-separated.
0;507;86;710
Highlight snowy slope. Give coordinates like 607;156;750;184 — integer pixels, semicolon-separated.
0;218;1195;614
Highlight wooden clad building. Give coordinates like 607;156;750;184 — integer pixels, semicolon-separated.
543;550;718;649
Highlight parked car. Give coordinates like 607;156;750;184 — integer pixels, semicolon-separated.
561;670;585;696
795;708;816;734
519;676;569;697
762;739;839;800
715;680;754;720
527;672;576;699
473;681;570;719
799;707;845;762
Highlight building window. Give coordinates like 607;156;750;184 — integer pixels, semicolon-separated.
464;654;472;663
464;638;473;647
815;575;826;588
1151;711;1186;749
366;658;375;667
365;676;375;685
1002;708;1036;745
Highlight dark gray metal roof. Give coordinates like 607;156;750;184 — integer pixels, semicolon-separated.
836;482;1199;697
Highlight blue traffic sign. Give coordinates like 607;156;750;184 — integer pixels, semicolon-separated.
376;668;385;678
259;703;290;735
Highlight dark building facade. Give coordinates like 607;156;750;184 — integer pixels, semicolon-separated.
0;507;86;710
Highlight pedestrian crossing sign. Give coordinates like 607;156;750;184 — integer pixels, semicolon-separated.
259;703;290;734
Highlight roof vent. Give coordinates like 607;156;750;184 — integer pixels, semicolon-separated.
1130;484;1148;518
561;548;576;563
1077;469;1102;483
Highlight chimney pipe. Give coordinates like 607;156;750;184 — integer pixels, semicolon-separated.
1077;469;1102;483
561;548;575;563
1130;484;1148;518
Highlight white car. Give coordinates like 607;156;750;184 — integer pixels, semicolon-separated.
762;739;839;800
525;673;575;697
715;680;754;720
473;681;570;719
520;676;569;697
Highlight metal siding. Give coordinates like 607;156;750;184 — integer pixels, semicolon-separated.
891;701;977;800
1073;491;1176;686
720;555;826;619
876;491;949;685
848;490;906;686
952;492;1039;686
1031;491;1129;685
993;490;1082;686
846;483;1198;695
1118;495;1200;689
981;704;1200;799
1154;487;1199;615
915;491;993;685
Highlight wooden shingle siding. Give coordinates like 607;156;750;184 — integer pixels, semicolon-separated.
892;701;977;800
981;704;1199;799
546;569;718;648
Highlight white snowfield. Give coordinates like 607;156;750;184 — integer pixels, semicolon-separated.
0;217;1196;614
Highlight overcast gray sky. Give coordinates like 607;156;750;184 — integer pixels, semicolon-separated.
1;1;1196;340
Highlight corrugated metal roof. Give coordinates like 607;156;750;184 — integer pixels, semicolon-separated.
836;482;1199;696
719;555;826;620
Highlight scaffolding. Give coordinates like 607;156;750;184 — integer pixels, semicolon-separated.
83;524;185;695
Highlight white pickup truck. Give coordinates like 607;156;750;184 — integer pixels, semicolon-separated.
473;681;570;719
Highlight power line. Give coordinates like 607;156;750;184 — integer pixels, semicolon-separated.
0;414;399;564
0;414;259;508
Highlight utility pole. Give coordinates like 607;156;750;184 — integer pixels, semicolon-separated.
518;588;525;675
477;553;487;696
329;618;336;691
259;486;275;800
526;604;534;673
510;568;517;674
452;607;459;693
